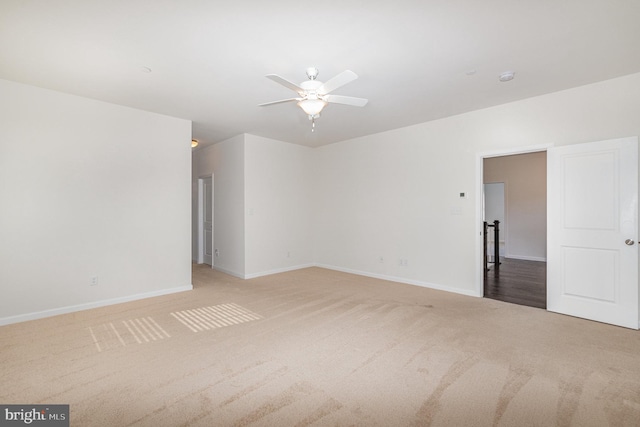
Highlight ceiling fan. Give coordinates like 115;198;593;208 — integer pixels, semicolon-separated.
259;67;368;130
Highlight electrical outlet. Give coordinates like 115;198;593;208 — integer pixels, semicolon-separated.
378;256;384;264
287;251;291;258
214;249;219;257
399;259;408;267
90;276;99;286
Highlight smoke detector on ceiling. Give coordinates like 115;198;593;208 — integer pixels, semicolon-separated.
499;71;515;82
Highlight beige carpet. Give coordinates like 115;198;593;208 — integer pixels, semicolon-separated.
1;265;639;426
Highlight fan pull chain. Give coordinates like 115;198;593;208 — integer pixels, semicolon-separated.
311;117;316;132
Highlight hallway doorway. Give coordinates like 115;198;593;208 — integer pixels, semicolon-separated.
482;150;547;308
198;175;214;266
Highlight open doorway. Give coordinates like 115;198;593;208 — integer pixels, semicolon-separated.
197;175;214;266
484;182;505;263
482;151;547;309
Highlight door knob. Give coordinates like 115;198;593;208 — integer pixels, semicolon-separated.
625;239;635;246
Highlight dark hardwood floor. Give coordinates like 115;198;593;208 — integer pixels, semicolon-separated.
484;258;547;309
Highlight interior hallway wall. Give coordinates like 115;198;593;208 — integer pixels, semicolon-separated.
244;134;314;278
192;134;315;279
192;134;245;277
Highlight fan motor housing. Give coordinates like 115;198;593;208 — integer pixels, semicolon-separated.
300;80;323;91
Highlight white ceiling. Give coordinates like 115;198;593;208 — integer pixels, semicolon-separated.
1;1;639;148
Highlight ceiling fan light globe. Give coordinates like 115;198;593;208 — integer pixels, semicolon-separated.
298;99;327;116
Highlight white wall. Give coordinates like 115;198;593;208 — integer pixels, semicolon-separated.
0;79;192;324
314;72;640;296
189;72;639;300
192;135;245;277
484;152;547;261
314;126;478;295
192;134;314;278
244;134;314;277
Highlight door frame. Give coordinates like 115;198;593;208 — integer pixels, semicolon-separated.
475;144;552;297
197;174;214;266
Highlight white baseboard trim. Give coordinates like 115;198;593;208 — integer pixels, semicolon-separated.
314;263;478;298
207;262;479;299
0;284;193;326
505;255;547;262
211;265;245;279
244;263;315;280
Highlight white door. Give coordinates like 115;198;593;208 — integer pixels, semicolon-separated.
202;176;213;266
547;137;638;329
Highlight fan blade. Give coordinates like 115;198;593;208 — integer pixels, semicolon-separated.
265;74;304;94
258;98;301;106
324;94;368;107
318;70;358;95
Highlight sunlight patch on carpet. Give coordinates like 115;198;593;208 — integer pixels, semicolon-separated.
88;317;171;352
170;303;262;332
122;317;171;343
